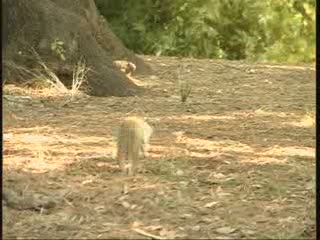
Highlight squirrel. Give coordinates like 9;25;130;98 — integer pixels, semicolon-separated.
117;116;153;175
113;60;136;77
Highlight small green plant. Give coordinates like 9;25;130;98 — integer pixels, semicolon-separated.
51;38;66;61
179;79;192;103
177;64;192;103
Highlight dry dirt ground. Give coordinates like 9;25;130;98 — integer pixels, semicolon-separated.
3;56;316;239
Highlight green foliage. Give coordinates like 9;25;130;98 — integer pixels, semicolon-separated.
95;0;315;63
261;0;315;63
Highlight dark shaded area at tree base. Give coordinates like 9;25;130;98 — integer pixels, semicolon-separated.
2;0;152;97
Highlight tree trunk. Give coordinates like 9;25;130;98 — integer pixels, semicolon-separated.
2;0;152;97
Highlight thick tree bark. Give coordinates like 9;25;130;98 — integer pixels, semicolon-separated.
2;0;151;96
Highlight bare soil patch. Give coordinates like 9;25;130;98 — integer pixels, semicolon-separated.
3;56;316;239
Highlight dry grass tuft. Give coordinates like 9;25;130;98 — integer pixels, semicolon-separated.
4;50;90;101
71;58;90;99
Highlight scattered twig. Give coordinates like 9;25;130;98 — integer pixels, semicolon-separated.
22;184;30;199
63;198;74;207
132;228;165;240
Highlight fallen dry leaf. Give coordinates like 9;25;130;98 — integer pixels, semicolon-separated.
121;201;131;209
81;179;93;185
204;201;218;208
192;225;201;231
215;226;237;234
213;173;226;178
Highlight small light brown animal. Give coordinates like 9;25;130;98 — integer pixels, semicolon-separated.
113;60;136;76
117;117;153;175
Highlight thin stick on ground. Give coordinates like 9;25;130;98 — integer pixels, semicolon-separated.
132;228;165;240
